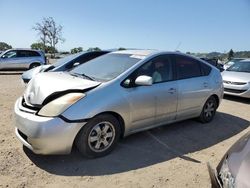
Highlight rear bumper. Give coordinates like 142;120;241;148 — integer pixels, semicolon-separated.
14;97;87;154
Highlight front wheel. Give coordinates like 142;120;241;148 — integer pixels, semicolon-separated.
75;114;121;158
198;96;217;123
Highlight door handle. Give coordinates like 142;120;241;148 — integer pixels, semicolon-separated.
168;88;176;94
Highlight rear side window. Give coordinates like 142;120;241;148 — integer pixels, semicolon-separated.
28;51;41;57
200;63;212;76
175;55;202;80
17;50;40;57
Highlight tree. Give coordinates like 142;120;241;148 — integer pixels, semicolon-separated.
45;17;64;57
87;47;101;52
0;42;12;51
33;19;48;52
30;42;57;54
228;49;234;60
71;47;83;54
118;47;126;51
33;17;64;57
31;42;46;51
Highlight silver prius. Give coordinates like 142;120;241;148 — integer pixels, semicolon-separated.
14;50;223;158
222;59;250;98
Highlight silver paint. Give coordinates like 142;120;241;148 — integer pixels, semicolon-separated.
14;50;223;154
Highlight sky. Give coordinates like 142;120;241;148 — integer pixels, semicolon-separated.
0;0;249;53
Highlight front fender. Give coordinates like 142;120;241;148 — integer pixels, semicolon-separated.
61;82;131;131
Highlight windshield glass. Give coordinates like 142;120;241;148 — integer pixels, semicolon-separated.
52;53;82;67
70;53;142;81
227;61;250;73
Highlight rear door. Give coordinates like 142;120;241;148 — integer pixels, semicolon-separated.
173;54;211;120
16;50;41;69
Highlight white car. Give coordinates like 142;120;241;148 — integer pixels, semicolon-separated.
222;59;250;98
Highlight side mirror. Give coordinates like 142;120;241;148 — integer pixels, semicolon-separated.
135;75;153;86
73;62;80;67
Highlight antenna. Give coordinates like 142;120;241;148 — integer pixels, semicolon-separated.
175;42;182;51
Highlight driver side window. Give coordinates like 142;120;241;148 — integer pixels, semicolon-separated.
136;55;173;84
123;55;173;87
2;50;17;59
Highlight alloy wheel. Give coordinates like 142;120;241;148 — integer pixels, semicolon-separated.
88;121;116;153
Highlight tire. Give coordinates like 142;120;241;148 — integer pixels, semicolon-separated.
198;96;217;123
29;63;40;69
75;114;121;158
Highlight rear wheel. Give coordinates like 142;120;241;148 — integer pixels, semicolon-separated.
29;63;40;69
198;96;217;123
76;114;121;158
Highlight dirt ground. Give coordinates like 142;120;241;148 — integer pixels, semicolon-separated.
0;72;249;188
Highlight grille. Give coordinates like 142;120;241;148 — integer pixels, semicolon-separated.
223;80;247;85
224;88;247;94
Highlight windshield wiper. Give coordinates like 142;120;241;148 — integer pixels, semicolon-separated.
70;72;95;81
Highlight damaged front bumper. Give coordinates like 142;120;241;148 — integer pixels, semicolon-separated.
14;97;87;155
207;163;222;188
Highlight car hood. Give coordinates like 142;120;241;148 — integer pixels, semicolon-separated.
222;71;250;82
24;72;101;105
22;65;52;81
226;131;250;187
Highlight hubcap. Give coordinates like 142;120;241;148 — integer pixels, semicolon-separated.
88;121;115;152
204;100;215;119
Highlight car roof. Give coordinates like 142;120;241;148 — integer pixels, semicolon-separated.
112;49;157;56
6;48;42;52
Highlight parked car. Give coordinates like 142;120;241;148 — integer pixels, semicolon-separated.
223;58;245;70
201;58;224;72
14;50;223;158
208;131;250;188
21;50;110;83
0;49;46;70
222;59;250;98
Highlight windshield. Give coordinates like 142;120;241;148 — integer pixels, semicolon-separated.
70;53;142;81
52;53;82;67
227;61;250;73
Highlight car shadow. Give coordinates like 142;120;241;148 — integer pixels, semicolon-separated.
0;71;23;75
24;112;249;176
223;95;250;104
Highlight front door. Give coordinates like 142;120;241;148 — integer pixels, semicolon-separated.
0;50;18;69
123;54;177;132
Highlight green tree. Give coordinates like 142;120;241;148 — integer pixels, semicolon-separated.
31;42;46;51
228;49;234;60
118;47;126;51
87;47;101;52
71;47;83;54
0;42;12;51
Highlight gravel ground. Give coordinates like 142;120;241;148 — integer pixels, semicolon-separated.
0;72;249;188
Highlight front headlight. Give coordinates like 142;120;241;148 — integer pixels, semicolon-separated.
219;157;235;188
38;93;85;117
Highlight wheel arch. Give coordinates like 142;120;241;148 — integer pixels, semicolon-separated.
95;111;125;138
210;94;220;109
29;62;41;69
